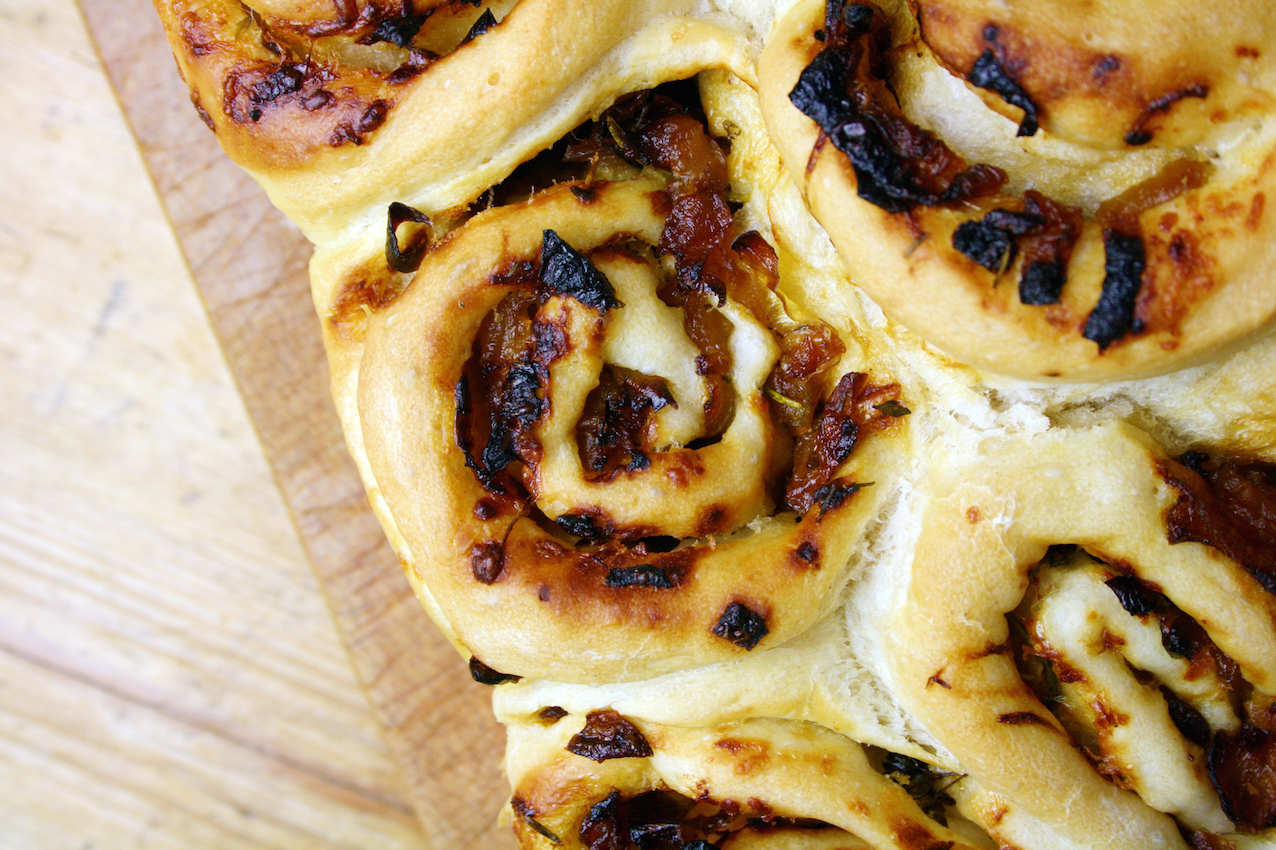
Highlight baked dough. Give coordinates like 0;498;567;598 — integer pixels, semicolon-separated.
759;0;1276;380
885;422;1276;848
155;0;755;243
151;0;1276;847
503;712;981;850
357;176;909;682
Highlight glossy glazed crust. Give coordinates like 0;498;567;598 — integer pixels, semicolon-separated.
758;0;1276;381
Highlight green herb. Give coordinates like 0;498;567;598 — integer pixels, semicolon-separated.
903;232;929;258
524;815;562;846
764;387;804;410
874;400;911;417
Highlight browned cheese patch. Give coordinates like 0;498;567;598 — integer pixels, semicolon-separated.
715;736;772;775
892;818;956;850
328;266;406;340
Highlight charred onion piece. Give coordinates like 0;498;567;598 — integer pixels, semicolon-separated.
788;3;1006;214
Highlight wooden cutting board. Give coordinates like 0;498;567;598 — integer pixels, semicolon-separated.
79;2;517;846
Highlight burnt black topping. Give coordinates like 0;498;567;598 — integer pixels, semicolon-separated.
1125;84;1210;146
1019;259;1066;306
555;512;605;542
605;565;682;589
566;710;654;762
951;190;1083;306
825;0;875;37
813;480;868;517
480;361;541;473
1161;686;1212;749
1083;230;1146;349
386;50;432;85
469;656;521;685
789;47;858;136
1160;614;1203;660
539;230;622;313
1105;574;1159;617
880;751;956;826
250;63;307;106
453;373;491;488
789;6;1006;214
329;99;390;147
461;7;497;44
385;201;432;273
711;602;769;650
1178;451;1209;474
1102;570;1243;691
953;208;1043;270
455;281;559;495
360;9;428;47
968;48;1040;137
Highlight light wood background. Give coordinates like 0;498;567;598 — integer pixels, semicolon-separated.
1;0;512;846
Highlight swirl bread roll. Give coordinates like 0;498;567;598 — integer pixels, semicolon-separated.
501;711;986;850
355;173;908;683
341;65;912;683
759;0;1276;380
884;422;1276;849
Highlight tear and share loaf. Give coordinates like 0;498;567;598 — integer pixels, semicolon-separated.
154;0;1276;847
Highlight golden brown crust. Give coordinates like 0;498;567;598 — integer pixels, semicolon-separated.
914;0;1276;150
758;0;1276;380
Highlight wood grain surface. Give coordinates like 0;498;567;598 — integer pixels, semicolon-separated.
2;0;427;846
45;0;512;846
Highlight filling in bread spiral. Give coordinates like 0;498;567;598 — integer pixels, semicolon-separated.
455;87;902;544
